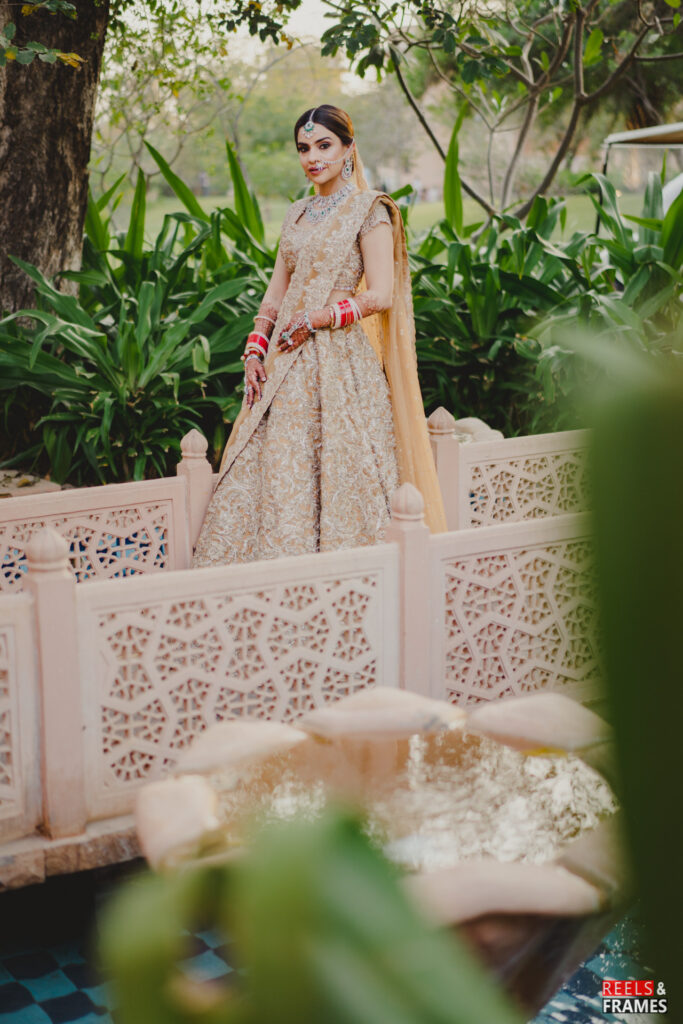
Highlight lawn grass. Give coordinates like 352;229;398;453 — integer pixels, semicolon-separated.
129;190;646;247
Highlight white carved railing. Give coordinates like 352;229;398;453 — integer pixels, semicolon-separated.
1;480;599;851
428;514;599;706
427;410;590;530
1;417;589;593
0;429;213;593
0;417;598;878
78;546;399;821
0;591;41;840
0;415;589;593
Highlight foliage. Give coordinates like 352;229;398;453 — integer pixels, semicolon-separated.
0;146;275;485
93;38;415;204
409;167;683;435
590;355;683;1010
100;810;523;1024
528;172;683;417
92;2;239;196
0;11;83;67
3;150;682;482
3;99;683;477
213;0;683;216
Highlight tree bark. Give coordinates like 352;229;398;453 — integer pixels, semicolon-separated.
0;0;110;313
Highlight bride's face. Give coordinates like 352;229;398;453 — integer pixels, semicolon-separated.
296;124;349;188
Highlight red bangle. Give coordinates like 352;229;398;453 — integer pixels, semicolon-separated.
340;299;353;327
245;333;269;356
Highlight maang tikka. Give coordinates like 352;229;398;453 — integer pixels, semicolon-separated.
303;108;317;136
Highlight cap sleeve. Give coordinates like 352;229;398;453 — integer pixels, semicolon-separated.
360;200;393;240
358;201;393;239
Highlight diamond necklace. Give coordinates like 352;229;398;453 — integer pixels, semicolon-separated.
304;183;356;224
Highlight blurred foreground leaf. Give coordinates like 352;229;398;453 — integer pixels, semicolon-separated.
591;352;683;1008
100;811;522;1024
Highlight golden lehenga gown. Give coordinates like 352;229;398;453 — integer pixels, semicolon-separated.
192;187;446;568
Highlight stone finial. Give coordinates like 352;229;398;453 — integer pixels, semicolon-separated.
180;429;209;459
25;527;70;572
390;483;425;521
427;407;457;435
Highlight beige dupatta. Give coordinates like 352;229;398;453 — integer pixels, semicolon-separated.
219;188;447;534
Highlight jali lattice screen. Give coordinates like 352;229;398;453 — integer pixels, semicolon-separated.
464;432;590;527
0;479;189;591
430;514;600;706
79;550;398;818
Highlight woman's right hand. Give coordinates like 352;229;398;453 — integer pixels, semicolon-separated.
245;355;267;409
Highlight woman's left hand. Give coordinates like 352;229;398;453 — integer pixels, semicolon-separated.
277;315;311;353
277;308;329;353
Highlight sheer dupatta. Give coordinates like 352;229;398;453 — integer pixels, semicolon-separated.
358;197;447;534
218;188;447;534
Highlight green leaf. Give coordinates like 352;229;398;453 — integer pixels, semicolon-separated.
579;172;629;246
583;27;604;67
444;105;467;237
661;188;683;270
96;173;126;213
624;215;662;232
123;168;146;261
225;139;264;244
135;280;155;347
85;190;110;252
144;141;208;220
191;335;210;374
591;371;683;1007
16;50;36;64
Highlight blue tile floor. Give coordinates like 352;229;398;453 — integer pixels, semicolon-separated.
0;862;661;1023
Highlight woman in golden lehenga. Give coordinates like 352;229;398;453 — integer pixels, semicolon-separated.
192;104;446;567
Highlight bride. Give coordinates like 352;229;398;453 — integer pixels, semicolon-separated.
192;103;446;567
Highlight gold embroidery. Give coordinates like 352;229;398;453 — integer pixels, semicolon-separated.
192;190;400;567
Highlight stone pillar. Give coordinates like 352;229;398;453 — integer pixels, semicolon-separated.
384;484;432;696
427;407;462;531
25;528;87;838
177;429;214;552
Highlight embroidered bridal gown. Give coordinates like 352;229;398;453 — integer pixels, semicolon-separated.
192;188;446;567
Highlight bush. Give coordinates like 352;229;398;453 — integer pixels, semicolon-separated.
409;170;683;435
2;151;681;484
0;144;275;484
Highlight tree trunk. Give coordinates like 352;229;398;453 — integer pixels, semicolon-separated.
0;0;110;313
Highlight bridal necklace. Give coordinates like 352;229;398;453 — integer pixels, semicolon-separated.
304;182;355;224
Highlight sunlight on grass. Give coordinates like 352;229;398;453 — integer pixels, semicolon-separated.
124;191;647;248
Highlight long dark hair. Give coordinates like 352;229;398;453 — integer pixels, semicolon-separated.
293;105;354;146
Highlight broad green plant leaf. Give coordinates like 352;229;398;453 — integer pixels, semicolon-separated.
444;104;467;237
144;141;209;221
124;168;147;261
661;188;683;270
583;27;603;66
225;139;265;244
